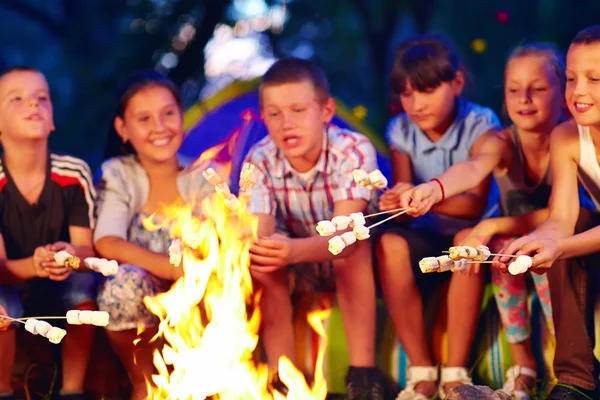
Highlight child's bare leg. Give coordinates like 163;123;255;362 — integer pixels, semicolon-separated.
333;240;376;367
376;232;436;396
61;301;96;392
252;269;295;371
106;328;157;400
0;328;15;393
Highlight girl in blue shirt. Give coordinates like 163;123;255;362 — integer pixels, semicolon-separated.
376;34;501;400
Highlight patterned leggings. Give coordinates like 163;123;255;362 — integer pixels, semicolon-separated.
490;236;555;344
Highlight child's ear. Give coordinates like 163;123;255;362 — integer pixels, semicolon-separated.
114;117;128;143
321;97;336;124
452;70;466;96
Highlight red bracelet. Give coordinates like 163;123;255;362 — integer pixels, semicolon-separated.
430;178;445;202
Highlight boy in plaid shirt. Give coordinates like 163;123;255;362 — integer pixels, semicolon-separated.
244;58;383;400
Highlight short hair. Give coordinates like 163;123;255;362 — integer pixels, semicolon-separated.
505;42;566;91
259;58;330;107
103;70;183;159
390;33;464;97
0;66;43;80
572;25;600;45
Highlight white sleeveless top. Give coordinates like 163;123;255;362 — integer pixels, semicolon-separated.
577;125;600;208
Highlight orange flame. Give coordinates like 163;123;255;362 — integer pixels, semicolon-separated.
141;190;329;399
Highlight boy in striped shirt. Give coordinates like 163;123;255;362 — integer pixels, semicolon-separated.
0;67;97;400
244;58;383;400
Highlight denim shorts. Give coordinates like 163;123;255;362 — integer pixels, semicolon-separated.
0;271;98;322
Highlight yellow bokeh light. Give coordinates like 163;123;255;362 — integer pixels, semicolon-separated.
471;38;487;54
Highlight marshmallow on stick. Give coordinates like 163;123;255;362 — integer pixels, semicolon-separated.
24;318;67;344
66;310;110;327
84;257;119;276
54;250;81;270
238;162;257;200
203;168;241;211
352;168;388;190
168;238;183;266
316;221;336;236
508;255;533;275
368;170;388;189
202;168;222;186
419;255;455;273
352;169;372;188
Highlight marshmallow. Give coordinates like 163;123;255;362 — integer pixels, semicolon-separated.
331;216;352;230
463;246;479;259
239;163;257;189
451;258;469;272
349;212;366;227
215;183;231;197
34;321;52;336
516;255;533;268
25;318;39;335
419;257;440;273
353;224;370;240
340;232;357;246
316;221;336;236
508;255;533;275
368;170;388;189
241;162;256;177
436;256;454;272
54;250;72;265
103;260;119;276
352;169;370;186
448;246;468;260
84;257;119;276
78;310;93;325
474;245;491;261
203;168;222;185
66;310;82;325
46;327;67;344
90;311;110;327
224;196;240;211
328;236;346;255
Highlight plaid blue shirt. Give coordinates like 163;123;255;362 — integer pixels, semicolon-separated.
244;125;379;239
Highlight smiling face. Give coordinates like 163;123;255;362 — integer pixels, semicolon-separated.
114;84;183;165
504;54;564;133
565;42;600;128
260;80;335;172
0;70;55;142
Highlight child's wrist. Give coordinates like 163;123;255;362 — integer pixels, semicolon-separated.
429;179;445;202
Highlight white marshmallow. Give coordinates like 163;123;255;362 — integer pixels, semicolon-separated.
475;245;491;261
241;162;256;177
349;212;366;227
463;246;479;259
102;260;119;276
66;310;82;325
54;250;73;265
516;255;533;268
224;196;240;211
34;321;52;336
331;216;352;230
508;255;533;275
169;253;182;267
451;259;468;272
419;257;439;273
202;168;222;185
46;327;67;344
90;311;110;327
78;310;93;325
84;257;119;276
340;232;357;246
436;256;454;272
84;257;100;270
215;183;231;196
316;221;336;236
25;318;39;335
368;170;388;189
353;224;371;240
352;169;370;186
328;236;346;255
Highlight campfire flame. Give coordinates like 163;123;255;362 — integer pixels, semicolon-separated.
141;191;329;399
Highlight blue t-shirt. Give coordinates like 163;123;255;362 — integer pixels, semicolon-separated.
386;98;502;235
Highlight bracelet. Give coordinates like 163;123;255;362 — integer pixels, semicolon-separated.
430;178;445;202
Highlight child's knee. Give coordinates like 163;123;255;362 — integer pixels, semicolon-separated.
376;232;410;263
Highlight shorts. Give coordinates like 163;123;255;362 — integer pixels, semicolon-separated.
373;223;454;292
0;270;98;323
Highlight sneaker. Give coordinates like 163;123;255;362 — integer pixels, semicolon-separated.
345;367;385;400
547;384;598;400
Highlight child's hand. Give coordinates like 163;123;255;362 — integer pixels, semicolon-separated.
495;235;561;275
0;304;10;331
379;182;413;211
249;233;293;273
42;242;76;281
399;181;441;217
32;246;51;278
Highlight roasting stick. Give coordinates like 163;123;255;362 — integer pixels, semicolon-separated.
442;250;520;258
363;206;410;219
366;208;415;230
0;315;25;324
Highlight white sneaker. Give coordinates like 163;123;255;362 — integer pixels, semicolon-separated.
502;366;536;400
396;366;439;400
438;366;473;399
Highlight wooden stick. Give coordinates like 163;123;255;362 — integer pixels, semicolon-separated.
0;315;25;325
364;207;409;219
14;316;66;322
467;260;498;264
367;208;415;230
